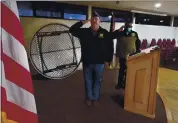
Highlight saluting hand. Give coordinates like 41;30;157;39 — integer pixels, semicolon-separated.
82;19;90;25
118;25;125;31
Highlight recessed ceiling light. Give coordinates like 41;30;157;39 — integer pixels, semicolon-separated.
160;20;164;22
144;19;147;21
131;10;167;16
154;3;162;8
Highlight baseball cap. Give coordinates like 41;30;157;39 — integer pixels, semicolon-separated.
92;11;100;17
125;20;133;27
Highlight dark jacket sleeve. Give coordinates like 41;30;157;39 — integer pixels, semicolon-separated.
105;31;114;63
107;30;123;40
135;32;141;52
116;38;119;57
69;21;83;38
105;40;114;63
105;30;123;62
103;30;123;62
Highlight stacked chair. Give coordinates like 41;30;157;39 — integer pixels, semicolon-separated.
110;38;178;69
140;39;148;50
164;39;178;64
146;38;178;65
157;39;163;47
150;38;157;47
161;39;167;49
164;39;174;64
157;39;165;63
171;39;176;47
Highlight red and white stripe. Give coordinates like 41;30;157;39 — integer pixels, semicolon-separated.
1;1;38;123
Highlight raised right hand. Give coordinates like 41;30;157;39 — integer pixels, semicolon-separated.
118;25;125;31
82;19;90;25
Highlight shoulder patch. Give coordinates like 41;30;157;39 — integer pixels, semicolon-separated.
131;33;136;37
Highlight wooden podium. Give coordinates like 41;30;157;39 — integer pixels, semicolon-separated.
124;47;161;118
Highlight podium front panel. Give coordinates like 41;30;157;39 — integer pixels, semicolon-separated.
124;50;160;118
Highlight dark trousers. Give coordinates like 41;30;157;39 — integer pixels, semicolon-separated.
83;64;104;101
117;58;127;89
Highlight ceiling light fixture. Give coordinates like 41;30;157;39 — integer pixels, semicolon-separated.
131;10;167;16
154;3;162;8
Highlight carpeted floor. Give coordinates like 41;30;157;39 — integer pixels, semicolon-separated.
160;60;178;71
162;64;178;71
32;70;167;123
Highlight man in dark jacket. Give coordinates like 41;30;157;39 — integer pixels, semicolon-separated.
69;11;117;106
115;21;141;91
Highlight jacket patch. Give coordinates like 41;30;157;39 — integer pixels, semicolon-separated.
131;33;135;37
99;33;104;38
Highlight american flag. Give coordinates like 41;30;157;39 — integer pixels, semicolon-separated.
1;1;38;123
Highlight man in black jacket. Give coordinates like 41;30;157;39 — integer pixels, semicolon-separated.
69;11;118;106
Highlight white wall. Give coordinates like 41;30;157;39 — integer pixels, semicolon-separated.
132;24;177;45
175;27;178;46
84;22;178;48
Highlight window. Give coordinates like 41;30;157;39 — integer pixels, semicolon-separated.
32;1;62;18
92;8;112;22
114;10;132;22
17;1;33;16
64;10;87;20
17;1;88;20
173;17;178;27
92;7;132;22
135;13;171;26
63;4;87;20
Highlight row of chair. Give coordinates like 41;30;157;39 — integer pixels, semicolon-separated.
140;38;178;65
141;38;177;50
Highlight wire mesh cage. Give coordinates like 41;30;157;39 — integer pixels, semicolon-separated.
29;23;81;79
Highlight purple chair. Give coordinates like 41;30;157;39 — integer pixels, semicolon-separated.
157;39;162;48
141;39;148;50
150;38;156;47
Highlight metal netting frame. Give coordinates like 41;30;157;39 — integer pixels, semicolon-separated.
29;23;82;79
